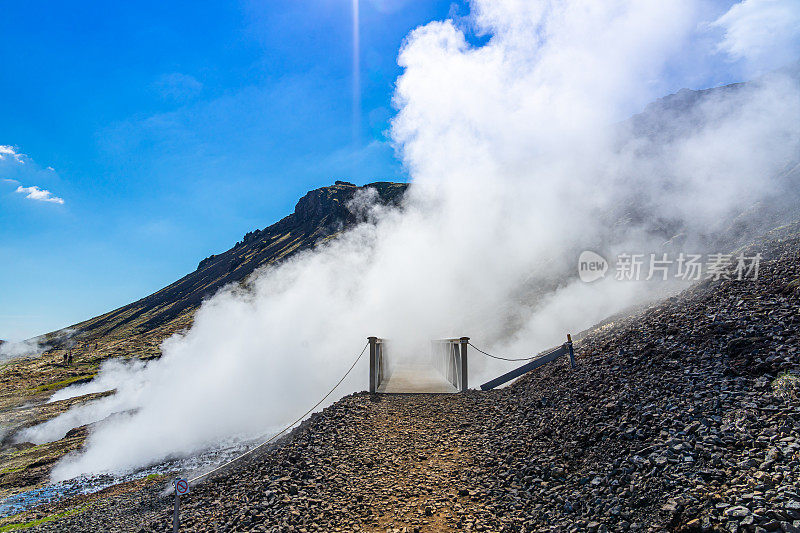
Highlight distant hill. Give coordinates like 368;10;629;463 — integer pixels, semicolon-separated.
50;181;407;358
613;64;800;249
626;60;800;142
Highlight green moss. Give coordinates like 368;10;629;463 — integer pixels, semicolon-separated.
10;444;42;457
29;374;96;393
0;505;89;531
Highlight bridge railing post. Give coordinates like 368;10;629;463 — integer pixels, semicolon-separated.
450;343;458;387
378;340;385;388
368;336;377;393
459;337;469;392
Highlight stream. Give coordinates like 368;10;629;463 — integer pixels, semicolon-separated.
0;438;257;519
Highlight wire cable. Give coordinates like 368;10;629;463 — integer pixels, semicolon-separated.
468;341;558;362
186;341;369;485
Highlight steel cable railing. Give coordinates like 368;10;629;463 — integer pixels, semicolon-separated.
186;341;369;486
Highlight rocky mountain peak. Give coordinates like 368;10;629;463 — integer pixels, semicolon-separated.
63;181;408;345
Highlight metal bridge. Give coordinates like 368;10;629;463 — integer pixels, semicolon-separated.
368;336;469;394
367;335;575;393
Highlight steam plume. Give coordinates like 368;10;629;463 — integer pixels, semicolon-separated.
0;338;49;363
21;0;800;480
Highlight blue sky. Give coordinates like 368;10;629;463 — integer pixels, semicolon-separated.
0;0;475;339
0;0;761;339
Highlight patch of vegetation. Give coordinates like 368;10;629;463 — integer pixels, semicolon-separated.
29;373;96;393
772;371;799;400
146;473;165;481
10;444;44;457
0;505;89;532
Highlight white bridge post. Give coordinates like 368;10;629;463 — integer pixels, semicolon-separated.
459;337;469;392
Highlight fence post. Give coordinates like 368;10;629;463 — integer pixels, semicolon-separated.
368;336;377;393
566;333;575;369
459;337;469;392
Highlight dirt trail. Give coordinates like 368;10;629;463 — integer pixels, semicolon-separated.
23;393;503;532
369;396;477;532
165;392;501;533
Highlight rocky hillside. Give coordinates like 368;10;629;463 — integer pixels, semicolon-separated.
44;180;407;358
614;63;800;251
626;61;799;142
15;221;799;532
0;180;406;501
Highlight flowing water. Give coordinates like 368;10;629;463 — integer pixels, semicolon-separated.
0;438;258;519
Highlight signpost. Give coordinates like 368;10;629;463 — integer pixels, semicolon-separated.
173;478;189;532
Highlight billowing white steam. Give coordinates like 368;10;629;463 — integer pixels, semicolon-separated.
0;338;48;362
20;0;800;480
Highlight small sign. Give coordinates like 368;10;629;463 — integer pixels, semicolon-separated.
174;478;189;496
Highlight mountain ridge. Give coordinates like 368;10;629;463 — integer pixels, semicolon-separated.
45;180;407;357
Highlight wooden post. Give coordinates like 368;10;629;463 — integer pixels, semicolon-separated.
459;337;469;392
566;334;575;368
368;336;377;393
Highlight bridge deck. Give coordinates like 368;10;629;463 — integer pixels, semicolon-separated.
377;363;457;394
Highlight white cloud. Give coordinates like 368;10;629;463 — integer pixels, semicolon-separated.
713;0;800;72
15;185;65;205
0;145;25;163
